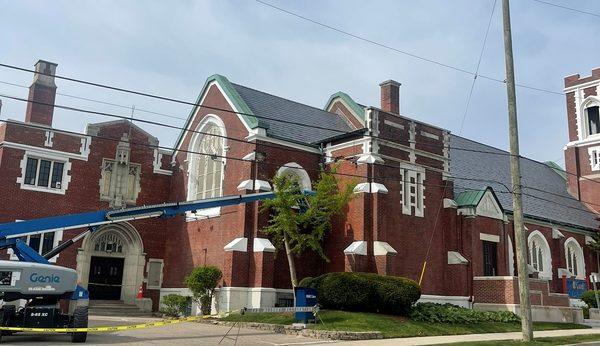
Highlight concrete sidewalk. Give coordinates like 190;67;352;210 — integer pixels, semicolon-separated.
336;328;600;345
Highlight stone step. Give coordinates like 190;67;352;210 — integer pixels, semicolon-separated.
88;300;153;317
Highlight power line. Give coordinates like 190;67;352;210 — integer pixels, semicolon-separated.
421;0;498;285
0;119;485;192
531;0;600;19
458;0;497;134
2;63;597;192
2;119;598;227
255;0;563;96
5;84;600;193
0;62;559;159
0;91;514;157
0;80;188;122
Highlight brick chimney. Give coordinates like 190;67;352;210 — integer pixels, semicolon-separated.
25;60;58;127
379;80;401;114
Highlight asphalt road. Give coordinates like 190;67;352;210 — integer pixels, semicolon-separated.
0;315;335;345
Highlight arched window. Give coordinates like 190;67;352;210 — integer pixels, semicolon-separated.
94;232;124;254
276;163;311;191
564;237;586;279
528;231;552;279
187;117;226;201
581;98;600;138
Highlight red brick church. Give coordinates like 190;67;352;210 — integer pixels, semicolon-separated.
1;60;599;321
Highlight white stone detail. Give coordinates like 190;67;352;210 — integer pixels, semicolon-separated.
343;241;367;256
79;136;91;158
353;182;388;194
373;241;397;256
224;237;248;252
586;235;596;245
153;149;172;175
356;153;384;164
237;179;272;192
384;119;404;130
44;131;54;147
420;131;439;140
242;152;256;161
253;238;276;253
448;251;469;265
408;122;416;163
552;228;565;239
475;190;504;220
588;146;600;171
558;268;574;278
443;198;457;208
480;233;500;243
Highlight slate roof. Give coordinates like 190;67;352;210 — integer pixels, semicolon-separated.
231;83;355;145
450;135;599;231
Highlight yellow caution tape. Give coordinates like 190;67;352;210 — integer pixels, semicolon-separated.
0;315;210;333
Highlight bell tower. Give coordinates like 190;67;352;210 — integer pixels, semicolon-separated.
564;68;600;213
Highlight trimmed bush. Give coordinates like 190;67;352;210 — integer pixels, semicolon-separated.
160;294;191;317
581;290;600;308
299;272;420;315
410;303;520;324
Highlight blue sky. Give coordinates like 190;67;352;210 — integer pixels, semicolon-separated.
1;0;600;165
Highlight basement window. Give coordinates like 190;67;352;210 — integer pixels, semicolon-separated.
587;106;600;136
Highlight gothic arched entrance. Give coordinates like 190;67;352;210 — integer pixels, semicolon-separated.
76;223;145;304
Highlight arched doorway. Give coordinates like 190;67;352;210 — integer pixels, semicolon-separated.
76;223;145;304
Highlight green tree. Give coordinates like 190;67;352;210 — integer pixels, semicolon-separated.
260;165;355;287
184;265;222;315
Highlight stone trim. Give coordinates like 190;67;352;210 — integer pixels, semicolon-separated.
253;238;275;253
224;238;248;252
344;241;367;256
480;233;500;243
373;241;397;256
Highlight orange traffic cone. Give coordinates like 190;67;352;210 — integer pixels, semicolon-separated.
136;284;143;299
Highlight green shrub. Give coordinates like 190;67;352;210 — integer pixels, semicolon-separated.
581;291;600;308
160;294;191;317
410;303;520;324
299;272;420;315
185;265;223;315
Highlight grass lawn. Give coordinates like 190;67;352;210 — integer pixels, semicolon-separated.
220;310;589;338
440;333;600;345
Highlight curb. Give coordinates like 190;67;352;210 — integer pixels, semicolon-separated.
197;319;383;340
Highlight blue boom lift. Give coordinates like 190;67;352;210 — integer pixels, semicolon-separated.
0;191;276;343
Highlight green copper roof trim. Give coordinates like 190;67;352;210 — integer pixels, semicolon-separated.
174;74;261;152
544;161;567;181
204;74;260;128
324;91;365;121
455;189;486;207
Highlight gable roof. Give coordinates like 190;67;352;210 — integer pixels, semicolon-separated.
455;187;502;208
231;83;355;145
324;91;366;122
450;135;599;231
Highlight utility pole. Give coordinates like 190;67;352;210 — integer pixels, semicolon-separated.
501;0;533;341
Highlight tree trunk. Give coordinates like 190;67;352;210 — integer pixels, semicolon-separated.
283;232;298;287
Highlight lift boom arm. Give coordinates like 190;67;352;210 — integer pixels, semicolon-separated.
0;191;276;263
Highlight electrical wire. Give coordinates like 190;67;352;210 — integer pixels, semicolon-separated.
531;0;600;19
255;0;563;96
1;69;598;192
